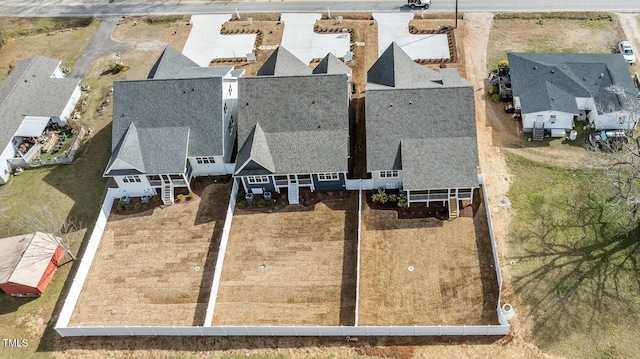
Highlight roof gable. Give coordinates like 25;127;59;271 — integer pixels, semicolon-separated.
313;53;352;76
367;42;440;89
257;47;312;76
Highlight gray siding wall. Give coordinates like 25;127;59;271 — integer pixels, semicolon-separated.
243;176;276;193
312;173;346;191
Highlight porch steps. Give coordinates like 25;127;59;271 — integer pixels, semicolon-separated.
162;183;174;205
533;126;545;142
288;184;299;205
448;198;458;219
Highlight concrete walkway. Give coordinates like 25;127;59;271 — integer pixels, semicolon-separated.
373;13;450;60
182;14;256;66
280;13;350;64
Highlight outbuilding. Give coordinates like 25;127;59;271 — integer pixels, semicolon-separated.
0;232;65;297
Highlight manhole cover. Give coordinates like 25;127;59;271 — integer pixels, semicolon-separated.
194;266;201;272
408;266;414;272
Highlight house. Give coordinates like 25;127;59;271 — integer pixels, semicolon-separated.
0;56;81;184
508;53;639;140
104;46;245;204
0;232;65;296
366;43;479;217
234;47;351;204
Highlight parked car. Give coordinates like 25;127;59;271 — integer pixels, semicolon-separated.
589;130;629;151
407;0;431;8
618;40;636;64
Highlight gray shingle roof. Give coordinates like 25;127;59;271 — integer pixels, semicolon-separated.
148;45;234;79
257;47;312;76
235;74;349;175
107;77;223;176
313;53;352;76
367;42;441;89
0;56;79;154
105;123;190;175
366;48;478;190
508;52;637;115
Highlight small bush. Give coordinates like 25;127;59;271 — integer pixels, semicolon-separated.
125;204;132;210
491;94;501;102
152;195;160;203
266;199;275;206
256;199;266;207
388;194;398;203
176;194;185;201
117;201;125;211
497;59;509;68
194;182;201;189
397;199;408;209
372;193;388;203
134;203;141;210
188;191;195;198
237;201;248;209
488;85;499;96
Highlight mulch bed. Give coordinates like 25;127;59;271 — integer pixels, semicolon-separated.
365;188;482;220
110;195;163;216
237;187;350;213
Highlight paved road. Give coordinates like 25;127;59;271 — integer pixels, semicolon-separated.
1;0;639;17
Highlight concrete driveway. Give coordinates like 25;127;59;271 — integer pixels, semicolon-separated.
373;13;450;60
281;13;350;64
183;14;256;66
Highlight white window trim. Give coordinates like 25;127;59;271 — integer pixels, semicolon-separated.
122;175;141;183
246;175;270;184
195;157;216;164
317;173;339;181
550;114;557;124
379;170;399;178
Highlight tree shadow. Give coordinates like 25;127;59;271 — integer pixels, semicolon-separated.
510;190;640;344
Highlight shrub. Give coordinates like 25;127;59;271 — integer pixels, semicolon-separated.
125;204;132;210
194;182;201;189
237;201;248;209
188;191;195;199
388;194;398;203
488;85;499;96
266;199;275;206
134;203;141;210
497;59;509;68
256;199;266;207
397;199;408;209
152;195;160;203
176;194;185;201
372;193;388;203
491;94;501;102
117;201;125;211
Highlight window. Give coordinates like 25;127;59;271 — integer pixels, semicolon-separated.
224;103;228;115
228;85;233;96
122;175;141;183
618;116;626;125
379;170;399;178
246;175;270;184
549;115;556;124
317;173;339;181
195;157;216;164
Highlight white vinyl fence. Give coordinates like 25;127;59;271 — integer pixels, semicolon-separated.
203;179;239;326
55;176;511;337
354;187;363;326
55;187;124;330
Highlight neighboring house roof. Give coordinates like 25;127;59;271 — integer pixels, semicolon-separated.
313;53;352;76
257;47;312;76
0;56;79;154
105;77;223;176
366;43;478;190
508;52;637;115
148;46;234;79
367;42;441;90
0;232;61;288
235;72;349;175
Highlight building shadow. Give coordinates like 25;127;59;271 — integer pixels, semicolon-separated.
472;201;500;325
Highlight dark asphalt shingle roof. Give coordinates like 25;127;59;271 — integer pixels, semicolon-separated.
0;56;79;153
235;73;349;175
257;47;312;76
105;123;190;175
508;52;637;115
107;77;223;176
313;53;352;76
366;45;478;190
148;45;234;79
367;42;441;90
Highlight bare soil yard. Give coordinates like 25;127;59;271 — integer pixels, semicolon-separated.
359;197;498;326
213;195;358;326
112;15;191;51
69;183;230;326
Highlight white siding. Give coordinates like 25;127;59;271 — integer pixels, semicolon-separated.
372;170;403;189
56;85;81;125
522;110;574;132
113;176;155;197
222;77;239;163
0;143;14;184
189;157;229;176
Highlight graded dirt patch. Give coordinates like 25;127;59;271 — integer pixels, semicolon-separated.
68;183;230;327
358;199;499;326
213;195;358;326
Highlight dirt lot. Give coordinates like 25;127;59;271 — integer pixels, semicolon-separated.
68;183;230;327
212;195;358;326
112;15;191;51
359;197;498;326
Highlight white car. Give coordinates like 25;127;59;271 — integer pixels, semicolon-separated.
618;41;636;64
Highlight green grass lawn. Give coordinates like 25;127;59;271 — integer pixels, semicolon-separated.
505;152;640;359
